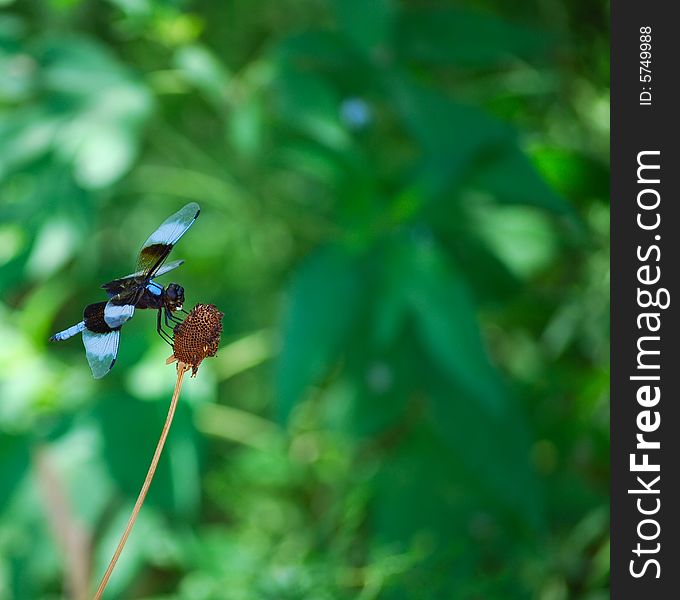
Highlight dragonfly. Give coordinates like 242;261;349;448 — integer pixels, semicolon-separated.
50;202;201;378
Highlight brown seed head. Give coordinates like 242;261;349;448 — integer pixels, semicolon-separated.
170;304;223;376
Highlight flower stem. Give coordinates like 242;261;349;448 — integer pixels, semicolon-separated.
92;363;190;600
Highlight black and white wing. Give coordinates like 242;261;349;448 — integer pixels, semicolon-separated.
78;301;123;378
108;259;185;288
82;328;120;379
104;302;135;328
146;258;185;278
100;203;198;299
136;203;200;279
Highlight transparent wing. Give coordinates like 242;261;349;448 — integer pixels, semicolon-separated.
104;301;135;328
136;203;200;278
115;259;185;282
82;329;120;379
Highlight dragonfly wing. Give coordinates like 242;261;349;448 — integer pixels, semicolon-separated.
152;258;185;278
101;274;141;299
104;301;135;328
82;328;120;379
115;259;185;282
136;203;200;278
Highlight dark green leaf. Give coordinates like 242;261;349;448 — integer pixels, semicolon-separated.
426;369;542;525
387;235;506;413
274;65;349;150
391;78;511;192
332;0;394;55
532;146;610;203
434;231;521;305
0;433;29;512
276;246;364;422
396;8;555;67
94;393;200;517
471;147;571;214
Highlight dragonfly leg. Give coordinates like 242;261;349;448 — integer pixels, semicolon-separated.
164;308;182;328
156;309;174;346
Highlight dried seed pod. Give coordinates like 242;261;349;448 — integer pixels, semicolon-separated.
168;304;223;376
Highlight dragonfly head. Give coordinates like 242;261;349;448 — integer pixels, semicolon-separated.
164;283;185;311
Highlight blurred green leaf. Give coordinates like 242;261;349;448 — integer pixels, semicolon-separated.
329;350;412;439
276;246;364;422
332;0;394;55
0;433;29;512
392;78;511;192
395;7;555;67
0;108;59;179
94;393;200;517
471;147;570;214
532;146;609;202
372;424;535;598
275;65;349;150
229;98;264;159
434;231;521;305
277;30;376;95
0;14;24;48
426;370;542;524
278;30;359;70
0;35;152;190
470;204;559;278
174;44;230;106
388;236;506;413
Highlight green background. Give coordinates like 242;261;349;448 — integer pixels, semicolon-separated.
0;0;609;598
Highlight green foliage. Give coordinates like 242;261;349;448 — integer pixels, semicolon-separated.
276;245;365;423
0;0;608;598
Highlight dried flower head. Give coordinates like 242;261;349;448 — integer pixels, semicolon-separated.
167;304;223;376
